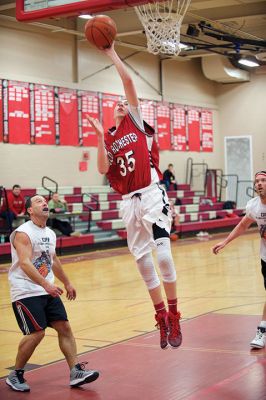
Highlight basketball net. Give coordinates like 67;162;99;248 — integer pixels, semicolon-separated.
135;0;191;56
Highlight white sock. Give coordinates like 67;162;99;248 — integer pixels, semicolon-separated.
259;320;266;328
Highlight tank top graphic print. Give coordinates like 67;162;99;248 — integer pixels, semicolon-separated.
9;220;56;301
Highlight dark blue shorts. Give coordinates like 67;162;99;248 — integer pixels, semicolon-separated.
12;295;68;335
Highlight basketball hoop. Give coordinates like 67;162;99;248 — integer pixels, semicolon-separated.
135;0;191;56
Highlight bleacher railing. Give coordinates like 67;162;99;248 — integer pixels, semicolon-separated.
186;157;208;194
246;185;255;198
41;176;58;199
82;192;99;232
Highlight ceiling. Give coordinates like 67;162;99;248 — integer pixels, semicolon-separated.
0;0;266;65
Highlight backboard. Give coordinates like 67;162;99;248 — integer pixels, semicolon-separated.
16;0;153;21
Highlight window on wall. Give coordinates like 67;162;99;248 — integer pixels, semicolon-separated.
224;136;253;207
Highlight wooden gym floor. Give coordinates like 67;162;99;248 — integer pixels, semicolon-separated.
0;229;265;399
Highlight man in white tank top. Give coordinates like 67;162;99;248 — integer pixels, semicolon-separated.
212;171;266;349
6;195;99;392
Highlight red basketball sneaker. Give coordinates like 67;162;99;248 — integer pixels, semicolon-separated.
155;312;168;349
167;311;182;348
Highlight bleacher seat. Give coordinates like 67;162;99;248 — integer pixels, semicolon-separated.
0;184;245;258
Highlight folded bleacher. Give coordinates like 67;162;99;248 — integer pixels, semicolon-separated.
0;184;244;258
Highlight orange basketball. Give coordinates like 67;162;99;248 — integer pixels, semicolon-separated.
84;15;117;49
170;233;179;241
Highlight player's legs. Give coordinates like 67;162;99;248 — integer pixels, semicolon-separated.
50;320;77;368
6;332;44;392
136;252;168;348
121;185;181;348
15;331;45;369
12;296;48;366
48;297;99;387
250;259;266;349
154;226;182;348
138;184;181;348
262;302;266;321
6;296;49;392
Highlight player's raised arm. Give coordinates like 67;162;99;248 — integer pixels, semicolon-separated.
102;44;139;107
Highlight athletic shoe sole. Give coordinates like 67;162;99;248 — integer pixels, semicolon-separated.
6;378;30;392
250;343;265;349
70;371;99;387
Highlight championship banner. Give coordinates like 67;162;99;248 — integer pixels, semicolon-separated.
102;93;120;135
79;90;100;147
7;80;30;144
58;88;79;146
33;84;55;145
140;99;155;128
187;106;200;152
0;80;3;142
171;104;187;151
201;109;213;152
156;102;171;150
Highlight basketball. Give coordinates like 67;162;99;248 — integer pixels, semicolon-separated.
84;15;117;49
170;233;179;241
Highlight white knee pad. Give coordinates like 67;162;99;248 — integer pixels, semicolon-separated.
136;252;160;290
156;238;176;283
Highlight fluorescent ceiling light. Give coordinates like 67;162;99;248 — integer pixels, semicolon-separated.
78;14;93;19
238;58;260;67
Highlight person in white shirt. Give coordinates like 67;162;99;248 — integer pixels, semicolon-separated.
212;171;266;349
6;195;99;392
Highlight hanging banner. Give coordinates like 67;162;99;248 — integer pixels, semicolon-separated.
58;88;79;146
33;84;55;145
0;80;3;142
7;80;30;144
140;99;155;129
79;90;100;147
201;109;213;152
171;104;187;151
187;106;200;152
0;77;215;153
102;93;120;135
156;102;171;150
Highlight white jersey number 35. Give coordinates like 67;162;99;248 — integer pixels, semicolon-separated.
117;150;136;177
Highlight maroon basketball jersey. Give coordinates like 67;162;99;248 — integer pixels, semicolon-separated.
105;113;162;195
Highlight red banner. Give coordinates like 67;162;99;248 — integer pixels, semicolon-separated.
140;99;155;129
201;109;213;152
102;93;120;135
8;81;30;144
34;84;55;145
58;88;79;146
171;104;187;151
80;91;100;147
0;80;3;142
156;102;171;150
187;107;200;152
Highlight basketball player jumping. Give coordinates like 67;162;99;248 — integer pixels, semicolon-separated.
86;44;182;349
212;171;266;349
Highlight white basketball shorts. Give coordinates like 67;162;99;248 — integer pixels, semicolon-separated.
120;184;172;260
